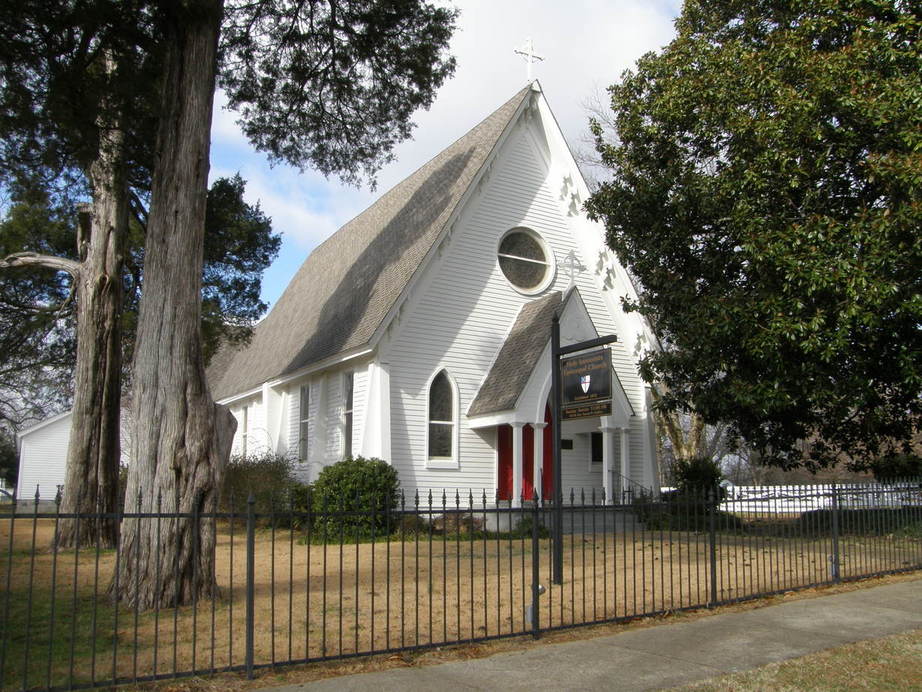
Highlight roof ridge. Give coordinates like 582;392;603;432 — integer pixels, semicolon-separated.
307;85;534;261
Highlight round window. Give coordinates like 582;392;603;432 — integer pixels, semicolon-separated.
497;229;551;291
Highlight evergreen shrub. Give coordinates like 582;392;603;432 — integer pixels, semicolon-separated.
512;515;549;538
636;456;736;530
673;456;723;495
311;456;399;538
870;454;922;482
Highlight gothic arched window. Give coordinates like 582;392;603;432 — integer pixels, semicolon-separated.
428;370;456;460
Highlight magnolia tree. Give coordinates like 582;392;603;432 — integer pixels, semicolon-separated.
586;0;922;470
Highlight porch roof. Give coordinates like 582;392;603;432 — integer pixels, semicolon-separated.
468;291;562;417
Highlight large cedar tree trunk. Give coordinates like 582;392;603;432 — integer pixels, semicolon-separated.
57;114;127;549
1;56;127;548
115;0;235;608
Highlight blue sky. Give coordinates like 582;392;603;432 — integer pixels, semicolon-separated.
208;0;682;309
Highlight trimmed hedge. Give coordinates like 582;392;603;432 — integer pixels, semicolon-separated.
634;491;743;531
311;457;399;538
799;508;922;536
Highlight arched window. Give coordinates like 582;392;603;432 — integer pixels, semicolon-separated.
428;370;455;461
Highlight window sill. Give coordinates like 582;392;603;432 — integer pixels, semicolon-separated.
425;458;459;470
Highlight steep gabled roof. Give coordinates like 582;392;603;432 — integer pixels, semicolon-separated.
468;291;562;417
210;86;533;401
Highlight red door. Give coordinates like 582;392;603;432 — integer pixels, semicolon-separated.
497;406;553;501
497;425;513;500
522;424;535;500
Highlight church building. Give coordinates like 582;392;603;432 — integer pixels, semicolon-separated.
207;83;660;505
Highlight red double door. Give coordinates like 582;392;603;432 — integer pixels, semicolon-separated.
497;406;553;501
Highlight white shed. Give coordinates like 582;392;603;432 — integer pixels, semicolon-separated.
16;408;133;504
16;410;72;502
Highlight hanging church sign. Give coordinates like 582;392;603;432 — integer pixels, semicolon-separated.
560;348;613;420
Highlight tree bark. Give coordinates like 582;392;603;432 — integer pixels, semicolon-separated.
0;56;129;549
115;0;235;609
57;114;128;548
652;387;710;464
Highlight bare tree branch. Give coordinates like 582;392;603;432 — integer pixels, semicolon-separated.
0;252;81;278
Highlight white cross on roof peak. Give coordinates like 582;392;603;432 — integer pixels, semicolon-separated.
514;38;544;82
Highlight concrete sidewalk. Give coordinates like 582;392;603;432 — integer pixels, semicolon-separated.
260;579;921;692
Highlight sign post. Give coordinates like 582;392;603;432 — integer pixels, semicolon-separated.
550;313;617;584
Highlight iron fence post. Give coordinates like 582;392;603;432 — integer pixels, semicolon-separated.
0;488;17;685
830;483;841;582
245;493;256;679
531;492;541;639
708;487;718;607
551;314;563;584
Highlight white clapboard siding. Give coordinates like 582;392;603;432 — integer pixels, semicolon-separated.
17;412;71;502
384;118;652;496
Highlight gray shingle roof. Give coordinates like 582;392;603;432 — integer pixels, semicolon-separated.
209;86;533;401
468;291;562;417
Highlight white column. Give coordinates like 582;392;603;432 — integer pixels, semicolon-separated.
511;422;525;508
601;426;615;504
533;422;547;505
261;382;286;454
361;361;391;462
620;426;631;500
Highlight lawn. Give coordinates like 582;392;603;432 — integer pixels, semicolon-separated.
1;514;920;691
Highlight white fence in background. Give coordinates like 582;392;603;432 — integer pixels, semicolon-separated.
661;482;922;514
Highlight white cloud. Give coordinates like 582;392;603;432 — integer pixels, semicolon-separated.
211;89;249;151
209;162;369;250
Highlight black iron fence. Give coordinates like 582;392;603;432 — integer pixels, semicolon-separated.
1;480;921;691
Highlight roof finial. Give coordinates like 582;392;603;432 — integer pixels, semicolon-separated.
514;38;544;82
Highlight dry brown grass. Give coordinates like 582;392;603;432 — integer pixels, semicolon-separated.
2;517;920;691
676;627;922;691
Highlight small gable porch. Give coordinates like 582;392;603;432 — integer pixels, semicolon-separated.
467;288;643;507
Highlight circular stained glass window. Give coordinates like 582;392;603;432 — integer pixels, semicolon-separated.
498;229;551;291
